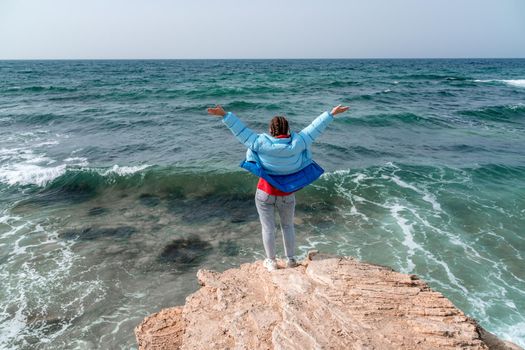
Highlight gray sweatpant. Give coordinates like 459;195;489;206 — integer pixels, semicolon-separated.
254;188;296;259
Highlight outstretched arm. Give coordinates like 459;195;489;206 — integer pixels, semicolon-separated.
299;104;349;145
207;105;259;151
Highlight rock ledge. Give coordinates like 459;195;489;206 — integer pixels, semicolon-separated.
135;253;522;350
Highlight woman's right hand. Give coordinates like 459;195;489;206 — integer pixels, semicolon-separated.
207;105;226;117
330;104;350;116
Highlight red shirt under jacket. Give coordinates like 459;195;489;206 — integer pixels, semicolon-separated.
256;134;293;196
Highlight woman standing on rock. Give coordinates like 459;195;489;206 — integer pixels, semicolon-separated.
207;104;349;271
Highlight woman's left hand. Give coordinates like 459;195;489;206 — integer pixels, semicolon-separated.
207;105;226;117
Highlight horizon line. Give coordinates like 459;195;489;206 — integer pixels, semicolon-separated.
1;57;525;61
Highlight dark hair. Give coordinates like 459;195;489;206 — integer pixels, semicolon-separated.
269;116;289;137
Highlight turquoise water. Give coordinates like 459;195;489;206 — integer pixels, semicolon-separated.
0;59;524;349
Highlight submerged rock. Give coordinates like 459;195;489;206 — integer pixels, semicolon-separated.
59;226;137;240
135;253;523;350
166;194;258;224
138;193;161;207
27;315;69;335
157;236;213;266
218;239;240;256
87;206;109;216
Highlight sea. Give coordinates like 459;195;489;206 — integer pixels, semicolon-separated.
0;59;524;349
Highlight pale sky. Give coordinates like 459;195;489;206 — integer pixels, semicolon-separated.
0;0;524;59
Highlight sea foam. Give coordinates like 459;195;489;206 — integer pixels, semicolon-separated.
0;163;68;187
0;216;104;348
0;141;150;187
475;79;525;88
101;164;150;176
0;164;151;187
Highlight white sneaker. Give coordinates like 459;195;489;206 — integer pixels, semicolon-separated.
263;258;278;271
286;258;298;268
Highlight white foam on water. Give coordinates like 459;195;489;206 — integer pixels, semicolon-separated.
499;321;525;348
63;157;89;166
504;300;516;309
321;169;351;178
0;147;27;162
0;163;68;187
0;211;20;225
0;139;150;187
501;79;525;88
101;164;150;176
0;215;106;348
474;79;525;88
353;174;367;183
33;140;59;147
19;132;35;137
24;154;53;164
332;174;372;223
347;205;369;222
0;162;151;187
408;207;470;252
489;263;525;297
397;206;488;296
297;236;332;255
0;215;29;240
0;131;89;187
0;134;66;186
508;104;525;111
385;193;509;321
389;203;421;273
390;175;442;212
0;305;27;349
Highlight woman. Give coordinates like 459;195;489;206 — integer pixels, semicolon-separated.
207;104;349;271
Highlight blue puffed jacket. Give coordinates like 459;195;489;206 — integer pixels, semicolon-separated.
221;111;334;175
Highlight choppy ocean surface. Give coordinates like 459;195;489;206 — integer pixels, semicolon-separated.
0;59;524;349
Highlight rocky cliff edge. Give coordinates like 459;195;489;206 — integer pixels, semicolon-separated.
135;252;522;350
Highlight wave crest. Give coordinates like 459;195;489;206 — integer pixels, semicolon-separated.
0;163;150;188
474;79;525;88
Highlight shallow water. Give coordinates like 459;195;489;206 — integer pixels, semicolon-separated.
1;59;524;348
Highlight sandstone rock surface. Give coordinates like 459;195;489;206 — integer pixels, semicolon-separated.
135;253;522;350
